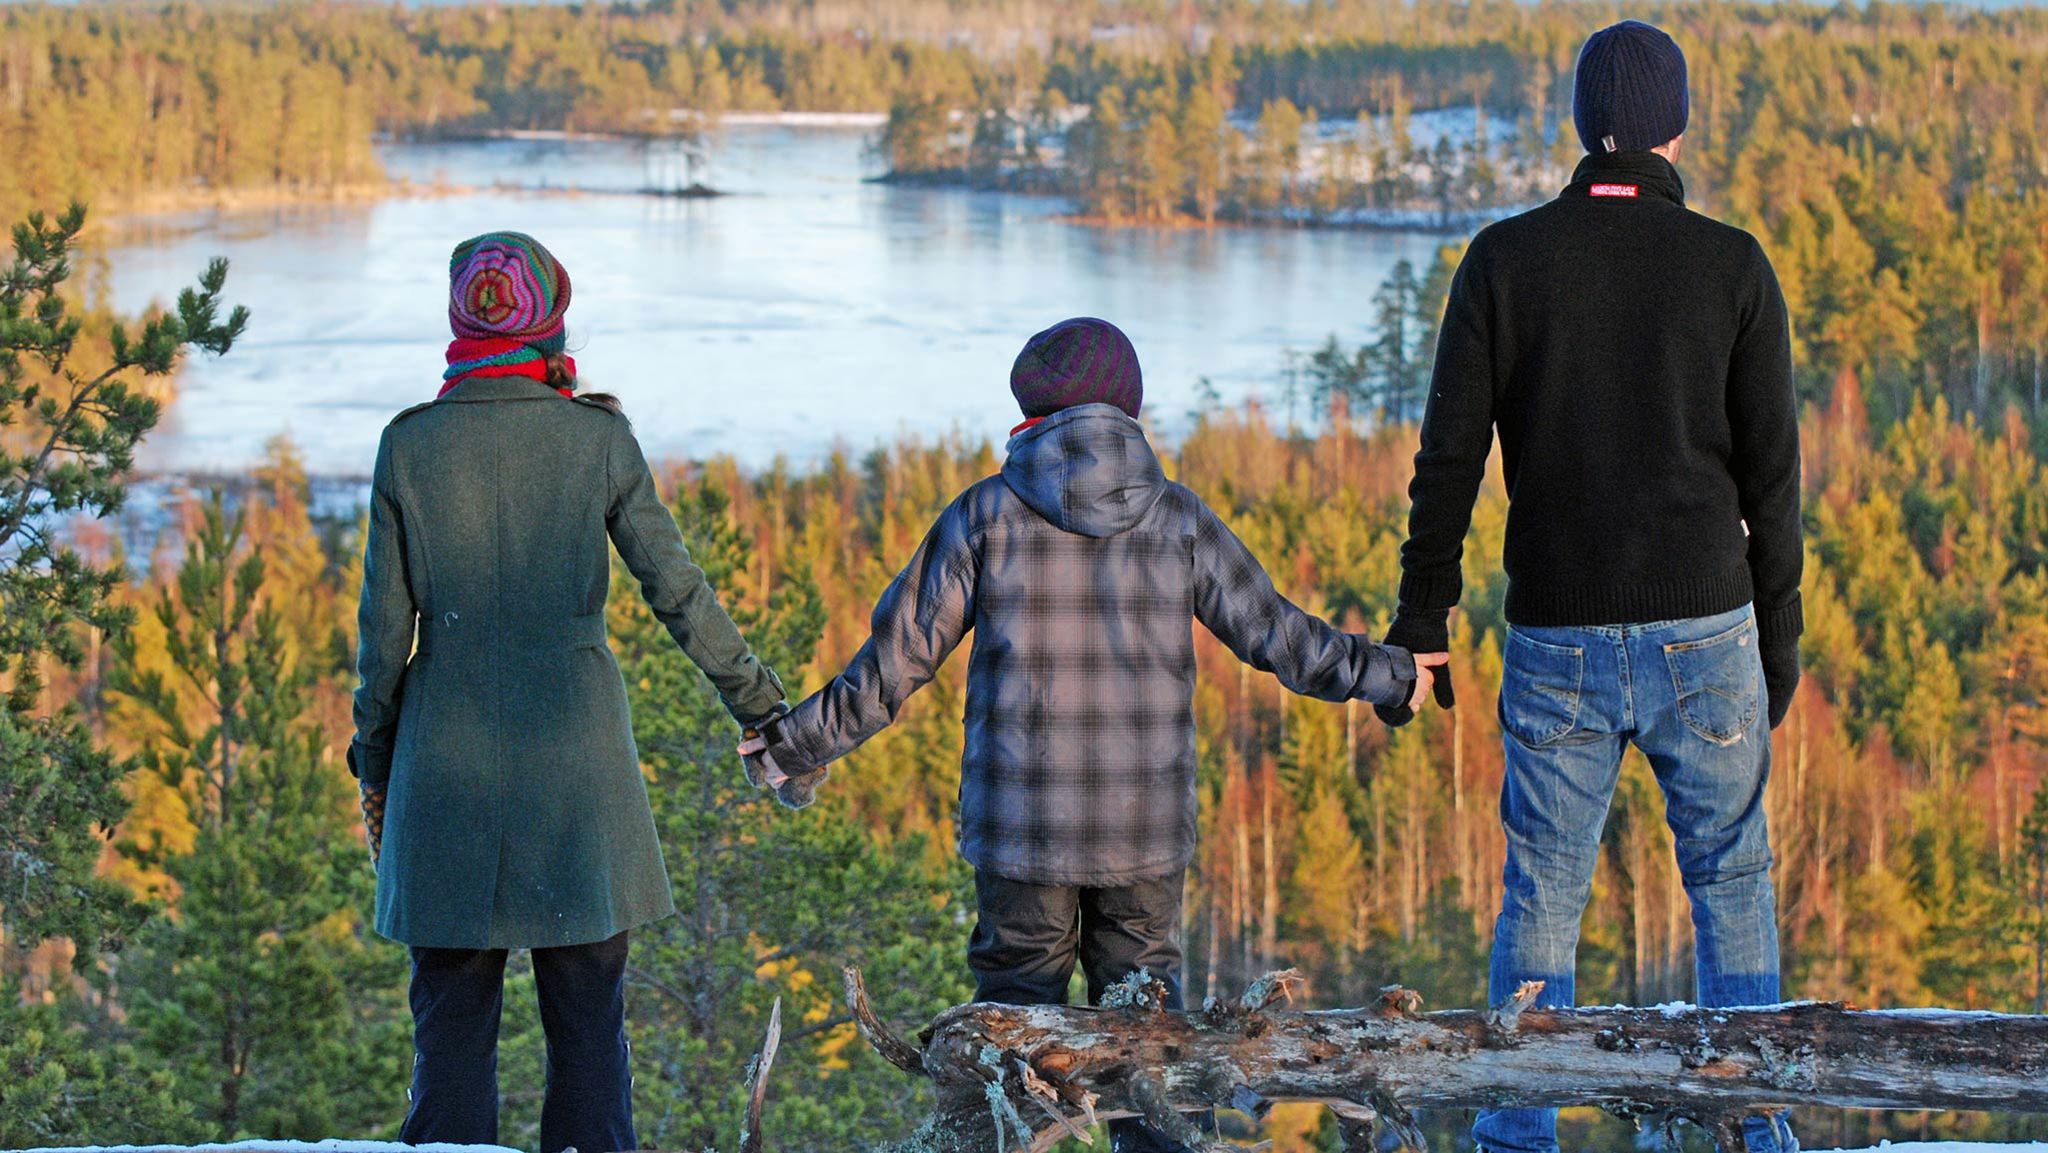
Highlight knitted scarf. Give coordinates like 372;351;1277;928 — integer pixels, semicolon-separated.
440;338;576;398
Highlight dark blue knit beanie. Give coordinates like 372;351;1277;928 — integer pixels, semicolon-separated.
1572;21;1689;154
1010;317;1143;419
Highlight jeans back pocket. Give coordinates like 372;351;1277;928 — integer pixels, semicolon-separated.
1663;619;1762;746
1500;630;1585;747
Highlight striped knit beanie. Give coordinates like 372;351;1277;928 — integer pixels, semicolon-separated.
1010;318;1143;420
1572;21;1689;155
447;232;572;353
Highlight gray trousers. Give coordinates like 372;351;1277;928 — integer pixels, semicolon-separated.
968;868;1211;1153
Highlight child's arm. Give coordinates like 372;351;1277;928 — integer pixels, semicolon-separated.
1192;502;1414;706
767;502;979;775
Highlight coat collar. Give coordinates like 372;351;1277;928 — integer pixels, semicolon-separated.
436;376;568;403
1560;151;1686;207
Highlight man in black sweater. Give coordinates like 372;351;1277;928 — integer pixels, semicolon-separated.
1384;21;1801;1153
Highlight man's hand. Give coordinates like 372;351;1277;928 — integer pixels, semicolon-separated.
1408;652;1452;712
359;782;386;867
1377;610;1455;727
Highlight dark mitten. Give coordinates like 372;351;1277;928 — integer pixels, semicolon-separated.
741;702;792;789
776;766;829;810
359;782;386;866
1762;641;1801;730
1374;609;1453;727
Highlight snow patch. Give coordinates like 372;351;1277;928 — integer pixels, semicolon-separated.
20;1143;522;1153
1823;1144;2048;1153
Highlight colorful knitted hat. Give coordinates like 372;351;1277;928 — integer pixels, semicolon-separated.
1010;318;1143;419
1572;21;1689;154
447;232;572;352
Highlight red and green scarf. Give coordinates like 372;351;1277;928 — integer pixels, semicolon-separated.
440;337;576;398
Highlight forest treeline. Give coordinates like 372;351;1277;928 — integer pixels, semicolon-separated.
7;0;2048;414
4;207;2048;1151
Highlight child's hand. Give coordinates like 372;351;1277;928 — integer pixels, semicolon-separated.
1408;652;1453;712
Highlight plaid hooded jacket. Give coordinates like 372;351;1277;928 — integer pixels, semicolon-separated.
775;403;1415;886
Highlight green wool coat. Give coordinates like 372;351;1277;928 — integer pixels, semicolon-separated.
349;375;785;949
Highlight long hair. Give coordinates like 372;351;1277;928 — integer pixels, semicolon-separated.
544;350;622;413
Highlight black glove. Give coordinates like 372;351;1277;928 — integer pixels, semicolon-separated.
1762;641;1800;730
1375;609;1454;728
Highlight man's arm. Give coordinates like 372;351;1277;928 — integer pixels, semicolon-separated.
1193;502;1414;706
1728;239;1803;727
1394;240;1499;655
772;501;979;773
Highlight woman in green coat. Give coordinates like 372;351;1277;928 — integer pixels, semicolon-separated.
349;232;785;1153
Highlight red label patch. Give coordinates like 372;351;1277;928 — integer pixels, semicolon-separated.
1590;183;1640;198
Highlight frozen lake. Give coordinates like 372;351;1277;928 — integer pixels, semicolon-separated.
100;126;1448;474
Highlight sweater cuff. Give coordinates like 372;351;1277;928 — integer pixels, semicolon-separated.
348;740;392;788
1398;569;1463;617
1385;608;1450;656
1756;596;1804;651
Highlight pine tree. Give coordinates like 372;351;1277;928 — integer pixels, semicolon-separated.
108;494;405;1140
0;202;244;959
2016;778;2048;1013
611;478;972;1153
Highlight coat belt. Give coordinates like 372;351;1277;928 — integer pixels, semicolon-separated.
414;609;609;654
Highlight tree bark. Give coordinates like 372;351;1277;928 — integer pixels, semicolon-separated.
846;969;2048;1153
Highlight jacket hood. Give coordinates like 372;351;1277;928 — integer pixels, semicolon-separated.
1001;404;1166;538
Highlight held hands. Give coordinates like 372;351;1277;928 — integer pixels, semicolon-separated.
1406;651;1453;713
738;707;827;809
1376;609;1456;728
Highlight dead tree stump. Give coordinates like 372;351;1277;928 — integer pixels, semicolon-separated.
843;968;2048;1153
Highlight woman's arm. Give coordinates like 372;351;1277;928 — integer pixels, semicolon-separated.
350;429;417;789
605;417;785;724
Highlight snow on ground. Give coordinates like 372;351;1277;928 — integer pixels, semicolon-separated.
17;1142;522;1153
1825;1145;2048;1153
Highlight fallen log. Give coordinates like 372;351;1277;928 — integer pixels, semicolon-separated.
842;968;2048;1153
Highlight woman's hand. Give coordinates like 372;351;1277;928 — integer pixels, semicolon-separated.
359;782;387;867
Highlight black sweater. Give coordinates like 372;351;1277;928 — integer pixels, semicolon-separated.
1399;151;1803;659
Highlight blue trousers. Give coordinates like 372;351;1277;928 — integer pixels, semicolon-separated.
400;929;636;1153
1474;606;1796;1153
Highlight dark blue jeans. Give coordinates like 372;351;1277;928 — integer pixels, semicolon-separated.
1475;606;1795;1153
400;929;636;1153
969;869;1211;1153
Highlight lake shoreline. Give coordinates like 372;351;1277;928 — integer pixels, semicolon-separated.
869;169;1509;236
99;178;472;222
